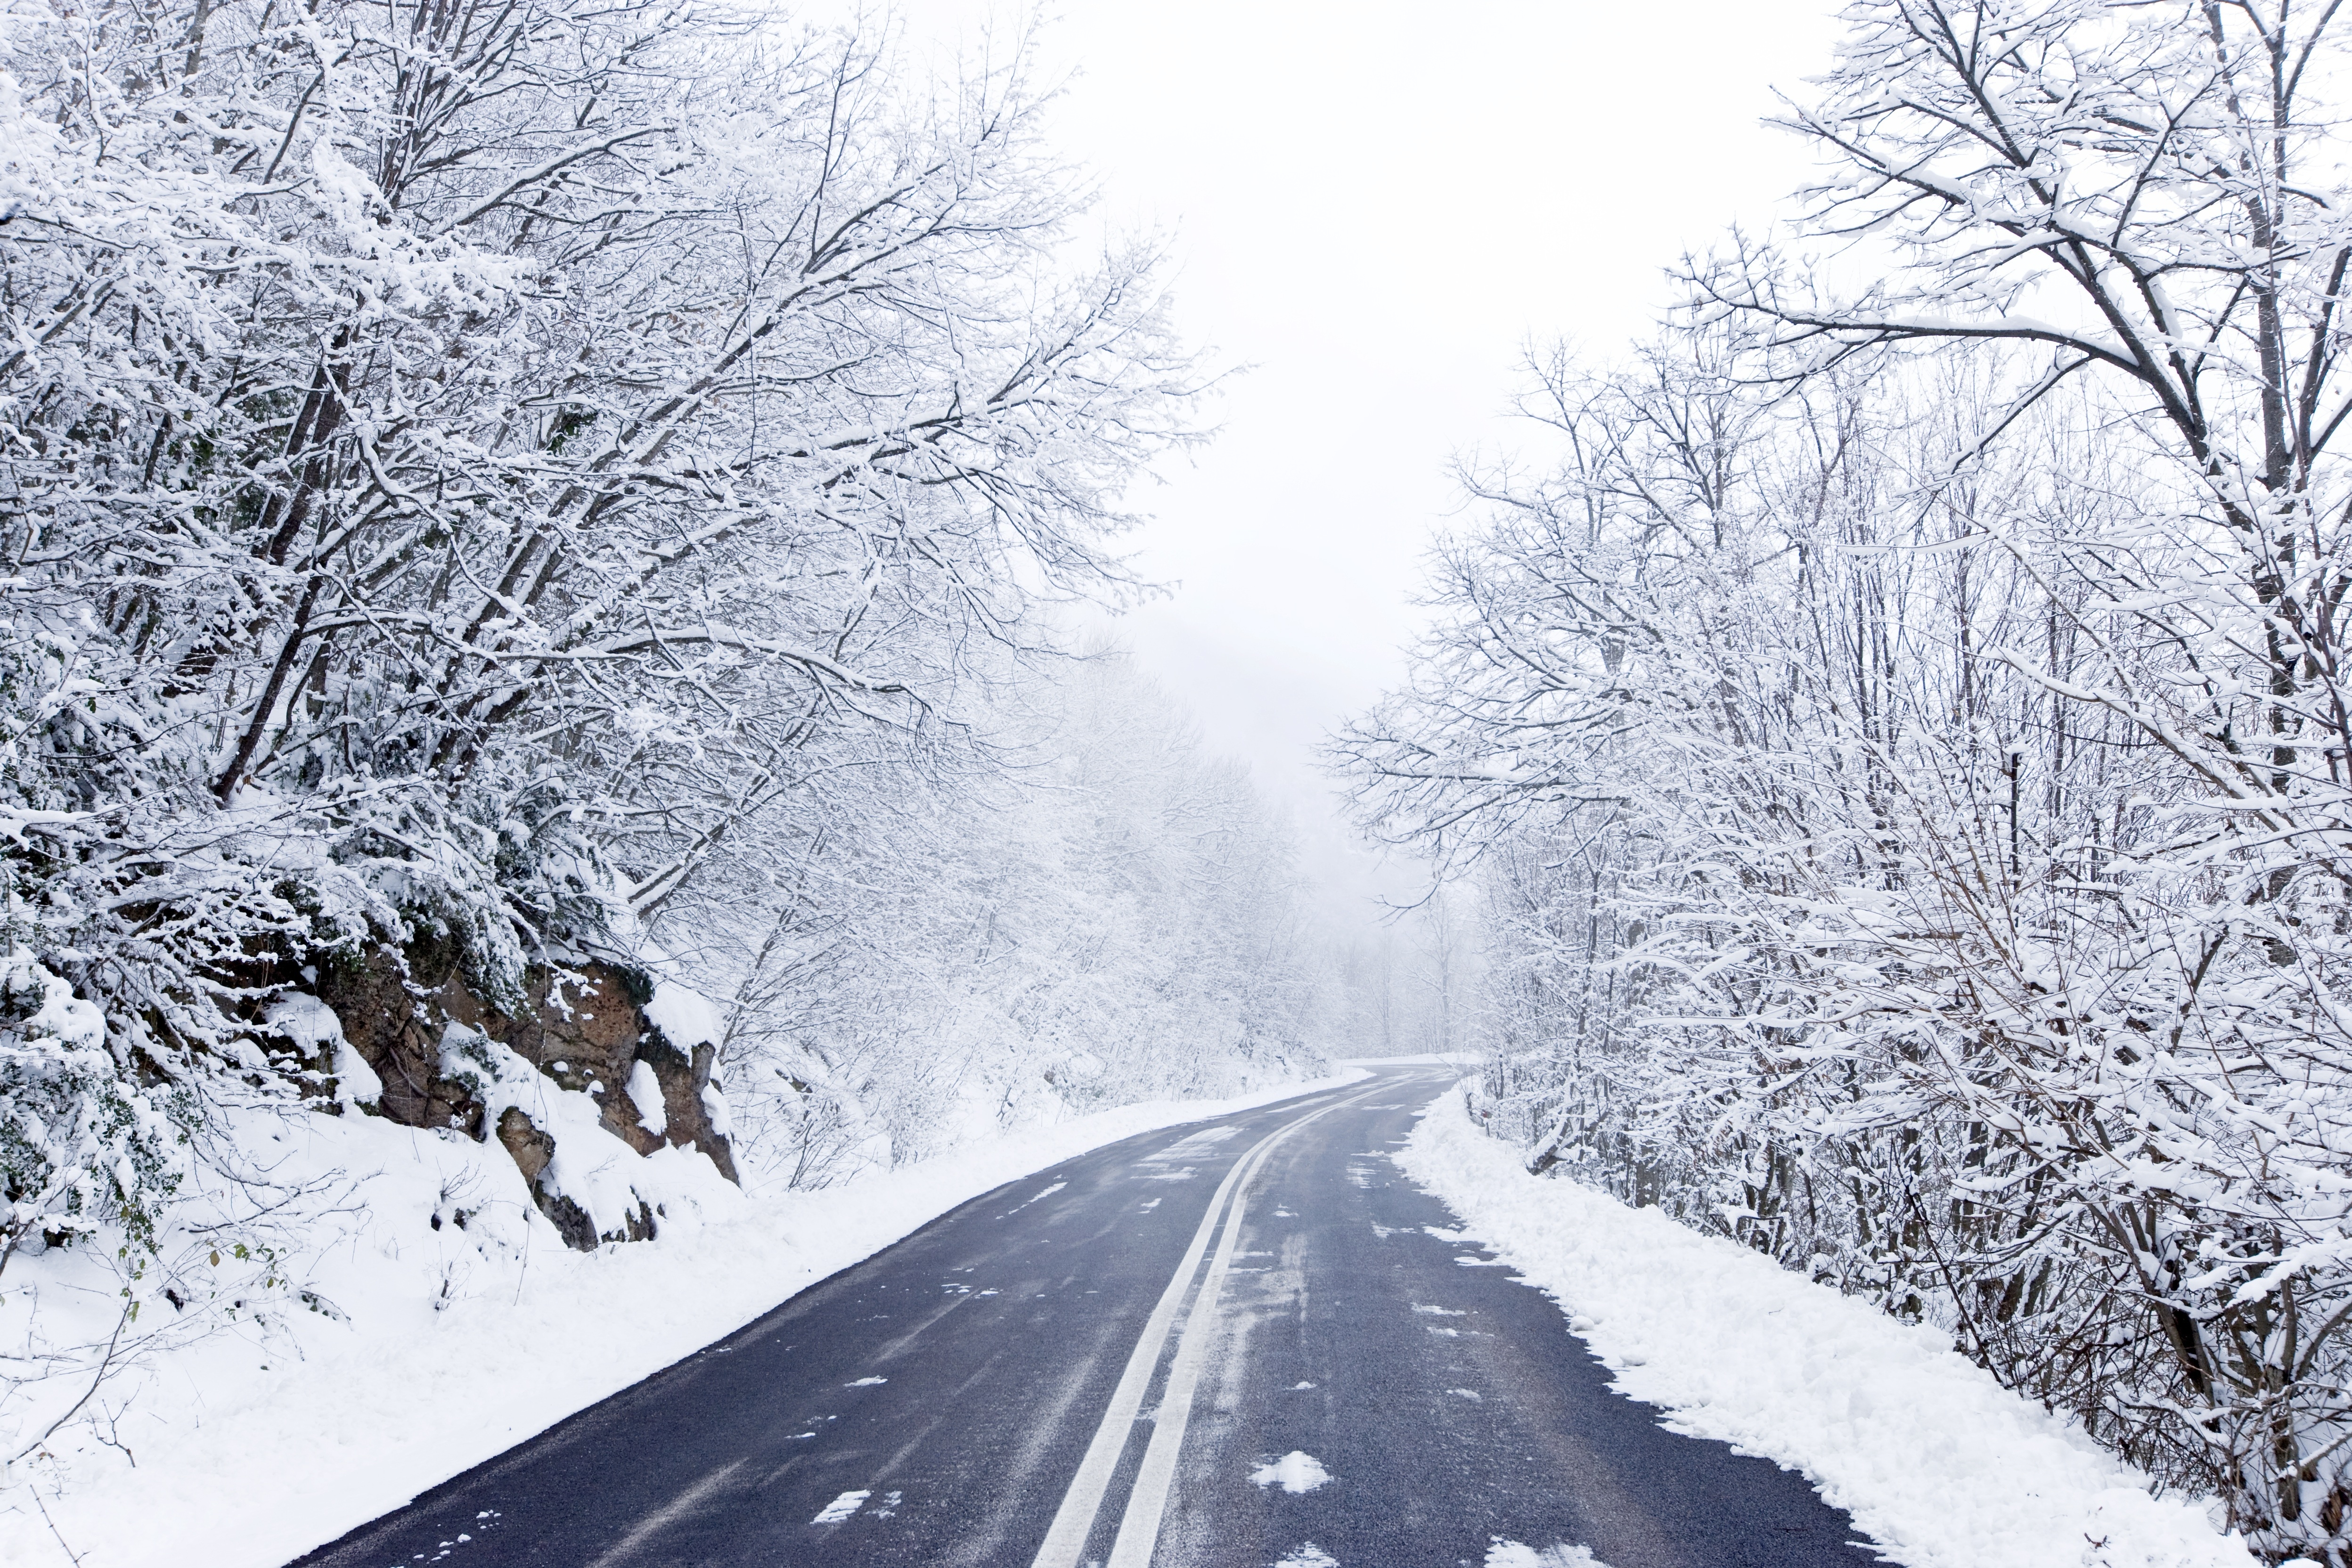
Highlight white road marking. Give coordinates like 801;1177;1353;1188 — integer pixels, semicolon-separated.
1103;1093;1377;1568
579;1460;744;1568
845;1376;887;1386
1027;1086;1378;1568
1024;1116;1305;1568
811;1490;870;1524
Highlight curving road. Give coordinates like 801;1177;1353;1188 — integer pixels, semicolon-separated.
291;1066;1870;1568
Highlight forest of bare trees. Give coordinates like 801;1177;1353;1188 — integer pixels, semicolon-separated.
33;0;2352;1556
0;0;1348;1475
1337;2;2352;1560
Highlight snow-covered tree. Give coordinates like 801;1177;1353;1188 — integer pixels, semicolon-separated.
0;0;1349;1478
0;0;1197;1170
692;649;1330;1188
1341;5;2352;1554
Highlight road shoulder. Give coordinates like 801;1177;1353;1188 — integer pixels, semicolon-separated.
1398;1090;2255;1568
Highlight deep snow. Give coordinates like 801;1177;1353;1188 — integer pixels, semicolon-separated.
0;1071;1366;1568
1397;1087;2263;1568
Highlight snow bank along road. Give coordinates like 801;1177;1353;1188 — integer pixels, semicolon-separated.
290;1067;1866;1567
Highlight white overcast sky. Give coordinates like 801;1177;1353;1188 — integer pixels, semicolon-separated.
825;1;1843;930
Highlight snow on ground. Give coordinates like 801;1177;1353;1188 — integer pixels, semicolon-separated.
1398;1088;2260;1568
3;1070;1365;1568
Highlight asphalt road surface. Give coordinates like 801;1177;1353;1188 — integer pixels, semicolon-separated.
293;1066;1871;1568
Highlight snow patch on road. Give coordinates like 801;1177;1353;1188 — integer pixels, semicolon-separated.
1250;1451;1332;1493
1399;1088;2258;1568
1486;1543;1602;1568
1000;1180;1066;1216
1151;1126;1241;1160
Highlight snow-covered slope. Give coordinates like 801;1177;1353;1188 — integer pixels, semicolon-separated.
1397;1090;2262;1568
2;1071;1366;1568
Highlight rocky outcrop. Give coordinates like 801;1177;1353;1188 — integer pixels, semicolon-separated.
495;1106;555;1183
312;937;738;1246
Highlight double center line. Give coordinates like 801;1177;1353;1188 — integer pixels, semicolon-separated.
1028;1083;1379;1568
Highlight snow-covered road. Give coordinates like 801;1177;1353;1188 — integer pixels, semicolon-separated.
273;1067;2259;1568
281;1068;1852;1567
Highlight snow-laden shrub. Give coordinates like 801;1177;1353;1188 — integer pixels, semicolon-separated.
0;952;188;1273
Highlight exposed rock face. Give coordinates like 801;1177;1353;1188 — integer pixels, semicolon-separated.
488;966;738;1184
316;936;486;1135
314;939;738;1247
496;1107;555;1183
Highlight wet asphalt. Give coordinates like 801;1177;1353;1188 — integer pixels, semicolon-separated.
288;1066;1873;1568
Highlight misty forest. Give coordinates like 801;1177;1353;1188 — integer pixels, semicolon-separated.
13;0;2352;1565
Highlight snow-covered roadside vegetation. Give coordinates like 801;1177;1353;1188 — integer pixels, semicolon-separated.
712;648;1339;1188
1335;3;2352;1562
1402;1092;2255;1568
7;1071;1364;1568
0;0;1342;1532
